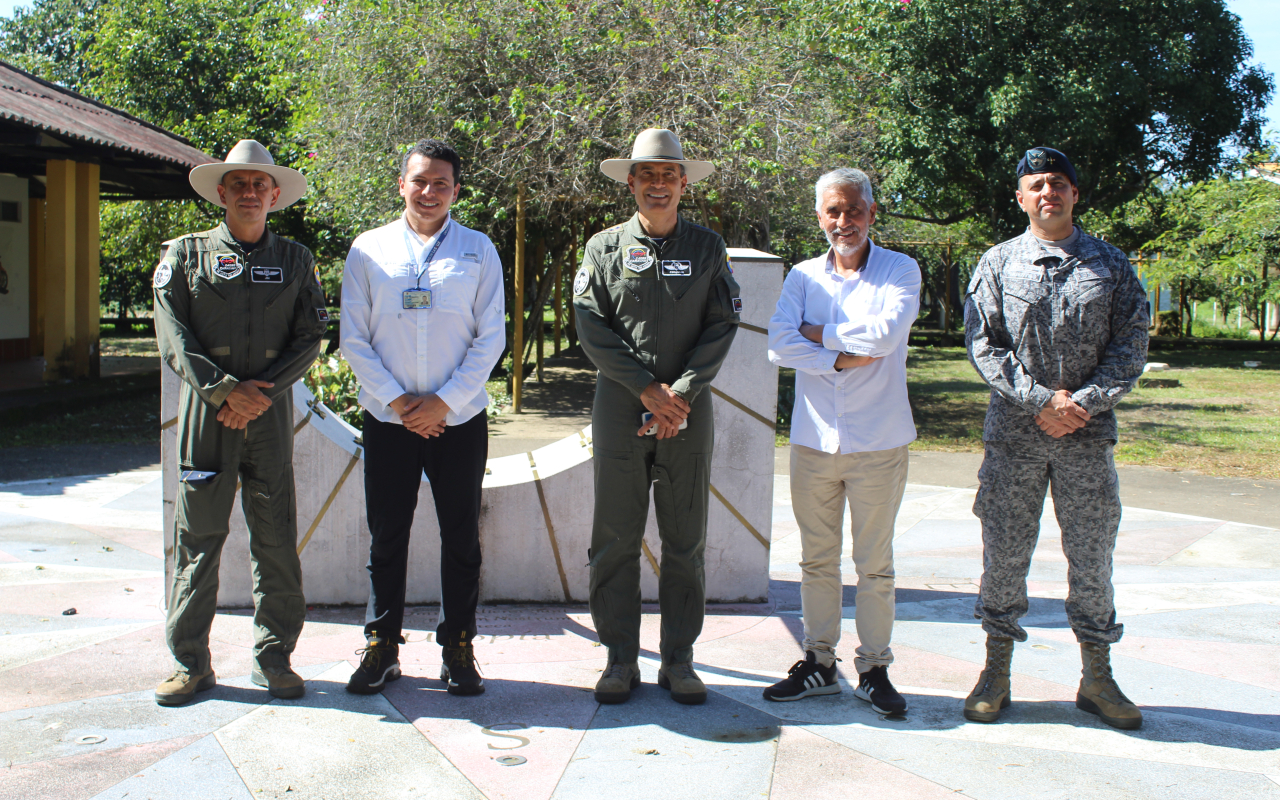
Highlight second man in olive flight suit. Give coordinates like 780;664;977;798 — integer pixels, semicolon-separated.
573;128;740;705
153;140;327;705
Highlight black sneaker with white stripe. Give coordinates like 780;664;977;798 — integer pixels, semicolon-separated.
346;634;403;695
763;651;841;701
854;665;907;714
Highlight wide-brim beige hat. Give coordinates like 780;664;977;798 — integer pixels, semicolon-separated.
189;139;308;209
600;128;715;184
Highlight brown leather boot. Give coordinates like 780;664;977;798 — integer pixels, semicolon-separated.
1076;642;1142;730
964;636;1013;722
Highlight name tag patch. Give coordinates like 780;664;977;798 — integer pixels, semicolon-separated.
624;245;653;273
660;260;691;277
213;253;243;280
461;251;480;262
403;289;433;309
250;266;284;283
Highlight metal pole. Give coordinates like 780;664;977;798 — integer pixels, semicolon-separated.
513;184;525;413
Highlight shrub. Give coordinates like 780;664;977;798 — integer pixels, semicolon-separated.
304;355;363;430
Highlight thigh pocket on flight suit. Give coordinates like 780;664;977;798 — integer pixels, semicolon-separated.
652;453;710;559
244;478;287;549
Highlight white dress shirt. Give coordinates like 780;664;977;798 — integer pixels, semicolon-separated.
340;214;506;426
768;241;921;454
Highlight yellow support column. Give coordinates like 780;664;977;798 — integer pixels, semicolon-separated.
43;160;76;381
75;162;101;378
28;198;44;356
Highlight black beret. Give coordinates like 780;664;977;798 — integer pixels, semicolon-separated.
1016;147;1077;186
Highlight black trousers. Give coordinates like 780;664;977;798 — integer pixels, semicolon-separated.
361;410;487;646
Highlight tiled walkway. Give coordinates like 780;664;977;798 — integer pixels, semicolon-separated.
1;469;1277;799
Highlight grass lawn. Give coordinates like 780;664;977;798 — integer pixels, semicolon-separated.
778;345;1280;480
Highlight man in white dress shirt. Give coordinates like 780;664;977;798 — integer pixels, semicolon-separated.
340;139;505;696
764;168;921;712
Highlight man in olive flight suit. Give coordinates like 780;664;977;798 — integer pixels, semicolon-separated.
573;128;741;705
153;140;327;706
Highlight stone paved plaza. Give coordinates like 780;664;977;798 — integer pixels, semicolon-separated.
1;466;1277;799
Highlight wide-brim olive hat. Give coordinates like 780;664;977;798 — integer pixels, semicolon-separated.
189;139;308;209
600;128;715;184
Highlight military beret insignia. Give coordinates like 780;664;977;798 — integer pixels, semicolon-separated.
573;266;591;296
1027;149;1047;170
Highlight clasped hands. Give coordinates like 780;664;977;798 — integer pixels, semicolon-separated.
390;393;450;438
798;323;879;370
1035;389;1090;438
217;380;275;429
638;382;688;439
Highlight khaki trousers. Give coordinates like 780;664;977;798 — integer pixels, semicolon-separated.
791;443;908;672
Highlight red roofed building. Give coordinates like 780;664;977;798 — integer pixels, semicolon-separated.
0;59;215;378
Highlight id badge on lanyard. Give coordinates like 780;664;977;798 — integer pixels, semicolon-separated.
402;289;432;309
402;221;450;310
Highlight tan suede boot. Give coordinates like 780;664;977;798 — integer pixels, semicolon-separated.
658;661;707;705
594;662;640;704
964;636;1013;722
1076;642;1143;730
155;669;216;706
252;665;306;699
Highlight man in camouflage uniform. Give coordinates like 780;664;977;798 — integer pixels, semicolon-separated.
963;146;1150;729
573;128;740;705
153;140;326;705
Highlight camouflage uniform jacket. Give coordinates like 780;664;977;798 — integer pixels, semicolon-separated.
963;227;1149;442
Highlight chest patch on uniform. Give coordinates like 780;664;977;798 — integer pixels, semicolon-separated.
316;308;330;322
213;253;243;280
660;260;691;277
250;266;284;283
153;259;174;288
573;266;591;296
624;245;653;273
732;297;743;313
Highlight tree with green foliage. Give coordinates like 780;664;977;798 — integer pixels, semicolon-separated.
809;0;1274;238
1145;175;1280;342
309;0;871;369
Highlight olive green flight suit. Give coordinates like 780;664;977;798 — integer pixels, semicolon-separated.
153;222;327;676
572;213;740;665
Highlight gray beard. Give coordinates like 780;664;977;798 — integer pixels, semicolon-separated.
826;227;863;255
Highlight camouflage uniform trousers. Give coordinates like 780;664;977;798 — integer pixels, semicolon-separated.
973;437;1123;644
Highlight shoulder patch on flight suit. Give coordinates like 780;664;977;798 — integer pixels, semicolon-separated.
573;266;591;296
213;253;242;280
732;297;743;313
153;258;174;288
316;308;330;322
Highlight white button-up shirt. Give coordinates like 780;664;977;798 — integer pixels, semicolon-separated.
768;241;921;454
340;214;506;426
